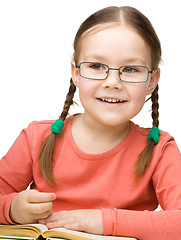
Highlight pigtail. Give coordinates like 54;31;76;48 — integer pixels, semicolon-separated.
39;78;76;184
151;85;159;127
134;85;159;182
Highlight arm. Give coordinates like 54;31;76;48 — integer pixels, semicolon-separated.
0;123;55;224
0;129;33;224
102;208;181;240
102;138;181;240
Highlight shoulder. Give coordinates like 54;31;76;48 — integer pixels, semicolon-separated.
131;121;173;144
131;122;180;172
130;121;177;157
25;120;53;140
132;121;180;158
27;120;54;129
26;116;73;131
24;116;73;143
26;120;54;131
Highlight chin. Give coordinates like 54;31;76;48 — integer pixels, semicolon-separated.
97;116;129;127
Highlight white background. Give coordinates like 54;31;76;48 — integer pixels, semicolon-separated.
0;0;180;157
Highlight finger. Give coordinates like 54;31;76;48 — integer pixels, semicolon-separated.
46;217;76;229
65;222;84;232
43;210;70;223
37;210;52;220
39;219;47;224
32;210;52;223
28;201;53;215
27;190;56;203
42;214;60;223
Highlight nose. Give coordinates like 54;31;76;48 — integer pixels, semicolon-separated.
102;69;123;90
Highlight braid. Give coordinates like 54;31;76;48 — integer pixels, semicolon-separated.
39;78;76;184
151;85;159;127
60;78;77;120
134;85;159;182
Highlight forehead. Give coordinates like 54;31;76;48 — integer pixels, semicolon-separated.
78;24;151;66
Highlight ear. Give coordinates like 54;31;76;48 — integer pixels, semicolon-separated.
71;61;80;88
146;68;160;95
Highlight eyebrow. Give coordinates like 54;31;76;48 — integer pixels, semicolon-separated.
123;57;146;65
83;54;146;65
83;54;106;62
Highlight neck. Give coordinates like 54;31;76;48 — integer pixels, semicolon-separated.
83;113;129;139
72;113;130;153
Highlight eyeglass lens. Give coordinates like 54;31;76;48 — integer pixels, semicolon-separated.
79;62;149;82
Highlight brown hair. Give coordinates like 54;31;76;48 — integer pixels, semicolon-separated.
39;6;162;184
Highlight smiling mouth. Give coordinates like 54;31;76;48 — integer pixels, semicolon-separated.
98;98;127;103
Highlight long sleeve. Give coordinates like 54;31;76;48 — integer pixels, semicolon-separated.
0;128;34;224
1;118;181;240
102;208;181;240
102;136;181;240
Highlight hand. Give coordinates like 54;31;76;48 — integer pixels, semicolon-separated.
10;189;56;224
39;209;104;235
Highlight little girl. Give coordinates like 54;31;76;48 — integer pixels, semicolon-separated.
0;6;181;240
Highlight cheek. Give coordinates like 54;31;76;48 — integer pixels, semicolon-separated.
78;80;98;105
129;84;148;107
78;80;98;96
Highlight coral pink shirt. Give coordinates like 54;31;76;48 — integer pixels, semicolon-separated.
0;115;181;240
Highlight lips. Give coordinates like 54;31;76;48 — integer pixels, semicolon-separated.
98;97;127;103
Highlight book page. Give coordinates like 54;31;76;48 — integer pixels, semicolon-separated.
42;227;137;240
0;225;136;240
0;235;35;240
27;223;48;232
0;224;47;238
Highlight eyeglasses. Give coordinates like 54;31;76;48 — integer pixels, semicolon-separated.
76;62;153;83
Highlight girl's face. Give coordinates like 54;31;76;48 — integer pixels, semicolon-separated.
72;24;160;127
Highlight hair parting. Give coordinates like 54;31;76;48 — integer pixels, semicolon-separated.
39;78;76;184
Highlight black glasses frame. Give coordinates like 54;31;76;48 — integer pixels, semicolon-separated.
76;62;154;83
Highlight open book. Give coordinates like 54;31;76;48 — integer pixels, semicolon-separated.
0;224;137;240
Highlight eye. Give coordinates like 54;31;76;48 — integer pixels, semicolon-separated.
122;66;138;73
89;63;106;70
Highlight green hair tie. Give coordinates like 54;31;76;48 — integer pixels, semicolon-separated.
147;126;160;145
51;119;64;135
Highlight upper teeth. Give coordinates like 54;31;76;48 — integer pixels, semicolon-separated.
100;98;123;103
